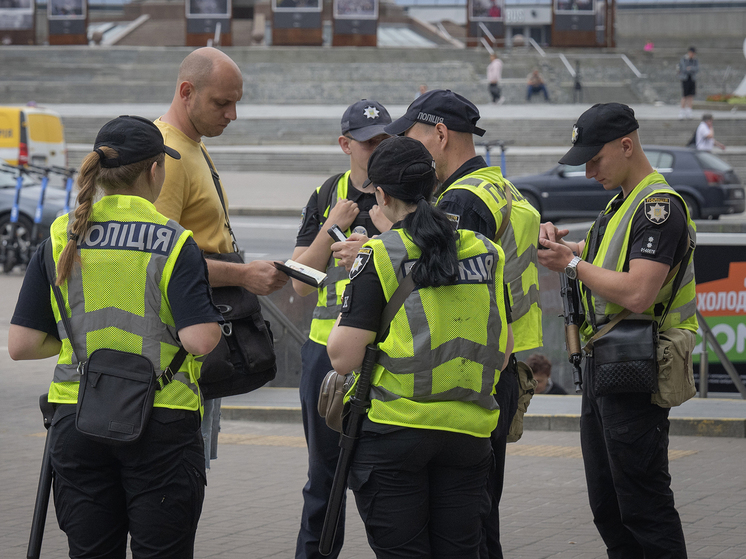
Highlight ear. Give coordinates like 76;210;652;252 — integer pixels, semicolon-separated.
178;80;194;104
339;135;352;155
149;161;159;183
620;136;634;158
376;186;389;206
434;123;448;149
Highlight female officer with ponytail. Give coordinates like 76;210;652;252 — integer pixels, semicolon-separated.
327;136;513;558
9;116;222;559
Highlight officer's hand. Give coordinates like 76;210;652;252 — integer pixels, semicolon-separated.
369;205;392;233
539;221;569;244
326;199;360;232
537;237;575;273
332;233;369;272
242;260;289;295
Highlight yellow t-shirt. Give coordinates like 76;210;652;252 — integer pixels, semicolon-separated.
154;118;233;253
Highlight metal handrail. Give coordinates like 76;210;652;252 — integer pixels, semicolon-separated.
696;309;746;399
480;37;494;56
478;22;496;43
260;296;307;347
528;37;546;58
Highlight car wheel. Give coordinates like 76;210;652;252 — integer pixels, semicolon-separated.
521;191;542;217
680;195;700;220
0;213;33;273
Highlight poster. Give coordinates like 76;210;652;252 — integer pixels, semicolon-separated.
554;0;594;15
694;259;746;392
334;0;377;20
469;0;504;22
0;0;33;30
272;0;322;13
187;0;230;18
48;0;86;19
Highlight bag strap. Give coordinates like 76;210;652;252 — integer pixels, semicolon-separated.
201;147;240;254
317;172;346;224
43;241;188;390
584;235;694;352
375;273;416;344
494;181;513;242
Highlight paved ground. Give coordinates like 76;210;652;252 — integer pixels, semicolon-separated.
2;270;746;558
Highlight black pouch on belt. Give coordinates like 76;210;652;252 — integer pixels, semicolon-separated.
592;319;659;397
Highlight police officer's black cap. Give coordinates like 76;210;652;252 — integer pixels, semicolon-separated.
384;89;486;137
365;136;436;200
341;100;392;142
94;115;181;168
558;103;640;166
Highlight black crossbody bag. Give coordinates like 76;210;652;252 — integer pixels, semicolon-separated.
44;241;187;445
199;148;277;400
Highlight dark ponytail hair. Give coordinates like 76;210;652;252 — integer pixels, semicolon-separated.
367;136;458;288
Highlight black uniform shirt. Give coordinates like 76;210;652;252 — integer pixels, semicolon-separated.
11;237;221;340
295;175;379;248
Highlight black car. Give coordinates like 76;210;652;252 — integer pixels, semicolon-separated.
508;146;745;221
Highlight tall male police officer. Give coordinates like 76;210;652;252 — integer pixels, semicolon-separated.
290;100;391;559
388;89;543;559
538;103;696;559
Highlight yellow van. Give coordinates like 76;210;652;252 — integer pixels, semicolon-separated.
0;105;67;169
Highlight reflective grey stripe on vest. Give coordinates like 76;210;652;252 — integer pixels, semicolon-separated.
312;177;347;322
451;175;539;323
312;263;348;321
53;221;194;395
375;232;503;411
590;185;696;327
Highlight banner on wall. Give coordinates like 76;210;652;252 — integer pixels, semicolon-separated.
333;0;377;20
272;0;321;13
469;0;505;22
0;0;33;30
694;251;746;393
554;0;594;14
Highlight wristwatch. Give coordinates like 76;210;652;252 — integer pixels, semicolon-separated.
565;256;582;280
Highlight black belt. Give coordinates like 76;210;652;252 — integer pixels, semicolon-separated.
52;403;197;422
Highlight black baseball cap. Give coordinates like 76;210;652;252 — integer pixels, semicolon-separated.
341;100;392;142
385;89;486;137
558;103;640;166
94;115;180;168
365;136;436;201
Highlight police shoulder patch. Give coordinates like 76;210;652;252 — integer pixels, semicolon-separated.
298;207;307;234
644;196;670;225
349;247;372;280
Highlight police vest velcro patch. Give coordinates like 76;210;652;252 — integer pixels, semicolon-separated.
445;212;460;230
341;284;353;314
349;247;372;280
640;229;661;257
644;196;670;224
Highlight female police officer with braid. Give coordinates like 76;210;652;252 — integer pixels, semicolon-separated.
9;116;222;559
327;136;513;558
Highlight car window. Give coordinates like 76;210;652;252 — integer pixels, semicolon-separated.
562;164;586;177
695;151;732;172
645;150;674;172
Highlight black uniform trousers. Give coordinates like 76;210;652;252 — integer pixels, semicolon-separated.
349;426;492;559
581;356;688;559
50;406;206;559
480;357;519;559
296;339;345;559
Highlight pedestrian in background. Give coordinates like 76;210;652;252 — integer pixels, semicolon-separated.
695;113;726;152
678;46;698;120
538;103;696;559
525;354;567;395
9;116;222;558
487;53;504;104
526;69;550;102
327;135;513;558
290;99;391;559
155;47;288;471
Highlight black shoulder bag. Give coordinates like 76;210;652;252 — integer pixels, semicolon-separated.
199;148;277;400
44;241;187;445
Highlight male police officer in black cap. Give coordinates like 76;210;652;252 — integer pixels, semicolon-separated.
538;103;696;559
290;99;391;559
381;89;543;559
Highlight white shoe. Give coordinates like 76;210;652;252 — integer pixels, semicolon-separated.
497;97;505;105
678;110;686;120
685;108;693;119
